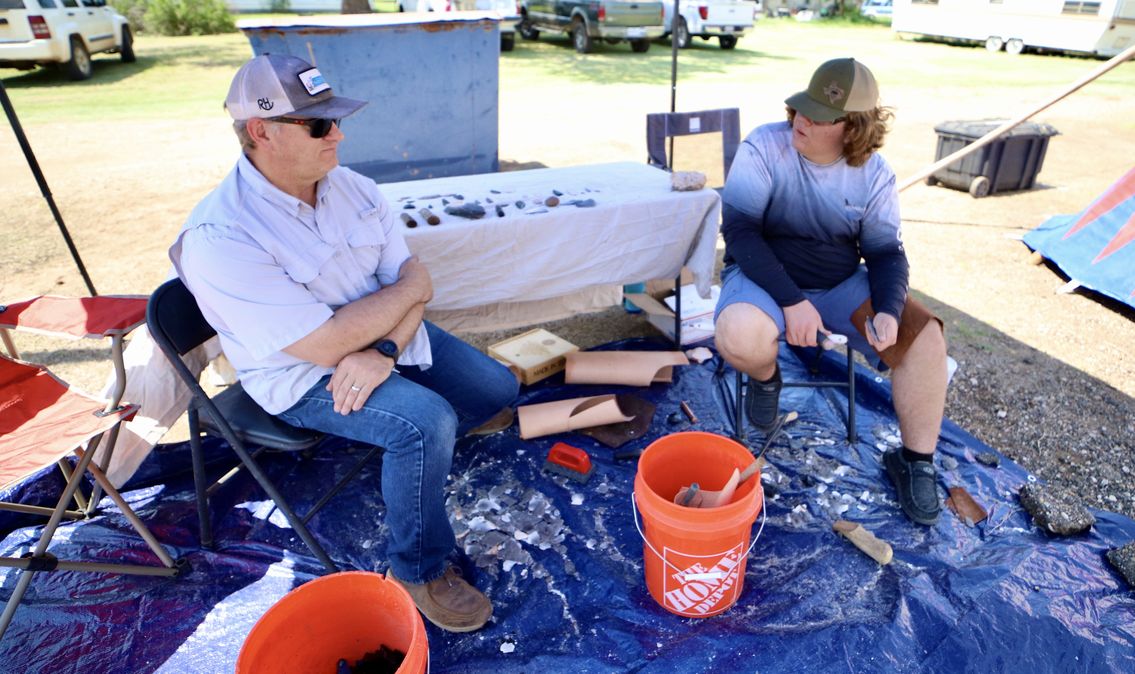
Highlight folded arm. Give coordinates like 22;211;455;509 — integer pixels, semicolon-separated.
283;257;432;367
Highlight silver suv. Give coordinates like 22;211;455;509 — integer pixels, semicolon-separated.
0;0;134;80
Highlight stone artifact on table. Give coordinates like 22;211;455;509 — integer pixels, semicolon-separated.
670;170;706;191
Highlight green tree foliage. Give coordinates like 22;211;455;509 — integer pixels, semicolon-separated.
110;0;236;36
109;0;146;33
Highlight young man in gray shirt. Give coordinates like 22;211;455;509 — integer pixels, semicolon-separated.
714;58;948;525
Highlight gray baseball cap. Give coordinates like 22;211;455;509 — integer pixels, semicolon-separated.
224;54;367;120
785;58;880;123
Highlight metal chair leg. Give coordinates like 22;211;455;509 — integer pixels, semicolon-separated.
734;369;745;443
845;348;856;443
187;406;213;549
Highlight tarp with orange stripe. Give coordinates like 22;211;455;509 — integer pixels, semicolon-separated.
1024;167;1135;309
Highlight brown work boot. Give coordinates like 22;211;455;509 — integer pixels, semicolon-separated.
388;566;493;633
465;407;514;436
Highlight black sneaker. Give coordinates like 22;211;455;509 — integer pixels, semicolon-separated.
884;449;941;526
745;366;782;431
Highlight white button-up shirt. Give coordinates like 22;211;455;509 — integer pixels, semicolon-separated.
171;155;431;414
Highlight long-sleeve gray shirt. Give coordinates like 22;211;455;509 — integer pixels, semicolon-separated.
721;121;909;319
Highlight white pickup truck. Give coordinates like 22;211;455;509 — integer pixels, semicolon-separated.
663;0;755;50
402;0;521;52
452;0;520;51
0;0;134;80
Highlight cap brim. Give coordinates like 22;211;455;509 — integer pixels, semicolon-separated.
292;96;368;120
785;91;844;123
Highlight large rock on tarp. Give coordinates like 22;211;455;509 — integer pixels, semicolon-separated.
1019;482;1096;535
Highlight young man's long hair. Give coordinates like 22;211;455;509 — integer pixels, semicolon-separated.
787;106;894;167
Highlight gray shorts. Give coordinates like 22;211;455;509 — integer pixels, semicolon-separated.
714;264;883;368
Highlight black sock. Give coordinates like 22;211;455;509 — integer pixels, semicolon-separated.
902;447;933;463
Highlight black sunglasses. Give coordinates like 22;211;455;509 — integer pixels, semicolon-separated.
268;117;341;139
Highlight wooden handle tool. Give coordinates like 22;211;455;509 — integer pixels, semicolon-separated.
833;520;893;565
400;212;417;228
418;208;440;225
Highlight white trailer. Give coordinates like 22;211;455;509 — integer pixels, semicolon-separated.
891;0;1135;57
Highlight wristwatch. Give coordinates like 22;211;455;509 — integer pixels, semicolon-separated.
375;339;399;361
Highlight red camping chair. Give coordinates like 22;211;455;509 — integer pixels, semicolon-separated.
0;296;183;641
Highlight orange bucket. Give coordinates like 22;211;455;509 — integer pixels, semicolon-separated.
237;571;428;673
633;431;764;618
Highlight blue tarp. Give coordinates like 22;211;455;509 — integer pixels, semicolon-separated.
1023;166;1135;310
3;339;1134;673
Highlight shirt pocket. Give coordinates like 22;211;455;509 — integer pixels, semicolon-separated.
343;207;388;277
841;200;868;239
276;238;336;285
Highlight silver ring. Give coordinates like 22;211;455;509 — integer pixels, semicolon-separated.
350;385;361;391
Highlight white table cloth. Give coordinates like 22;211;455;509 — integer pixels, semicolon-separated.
378;162;722;315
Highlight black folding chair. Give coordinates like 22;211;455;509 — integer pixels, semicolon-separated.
146;278;381;573
727;346;857;445
640;108;743;345
646;107;742;189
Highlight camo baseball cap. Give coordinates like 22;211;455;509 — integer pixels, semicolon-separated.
224;54;367;121
785;57;880;123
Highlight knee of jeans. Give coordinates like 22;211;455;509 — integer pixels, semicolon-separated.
390;395;458;453
429;403;459;446
481;362;521;414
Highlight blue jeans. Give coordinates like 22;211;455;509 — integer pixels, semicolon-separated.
277;321;518;583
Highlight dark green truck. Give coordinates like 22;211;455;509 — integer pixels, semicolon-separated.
518;0;666;53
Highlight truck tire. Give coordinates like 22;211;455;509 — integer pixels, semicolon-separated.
968;176;990;198
1005;38;1024;55
985;36;1003;52
676;18;691;49
630;38;650;53
572;19;592;54
120;26;136;63
501;33;515;52
518;15;540;40
719;35;738;50
64;36;92;81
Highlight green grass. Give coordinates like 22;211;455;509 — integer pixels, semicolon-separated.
2;19;1132;125
1;33;252;122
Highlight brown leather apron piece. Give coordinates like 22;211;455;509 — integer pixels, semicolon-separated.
850;296;944;369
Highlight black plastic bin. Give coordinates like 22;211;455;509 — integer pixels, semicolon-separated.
928;120;1059;198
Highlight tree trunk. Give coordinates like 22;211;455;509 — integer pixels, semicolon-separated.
341;0;372;13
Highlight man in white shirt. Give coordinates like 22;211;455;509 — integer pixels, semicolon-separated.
171;54;518;632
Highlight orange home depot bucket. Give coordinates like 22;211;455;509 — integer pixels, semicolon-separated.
237;571;428;674
633;431;764;618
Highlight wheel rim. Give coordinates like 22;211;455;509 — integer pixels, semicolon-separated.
1006;39;1023;54
76;48;90;74
574;25;585;50
677;21;688;47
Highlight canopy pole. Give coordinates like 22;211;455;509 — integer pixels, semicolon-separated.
0;80;97;296
668;0;681;164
